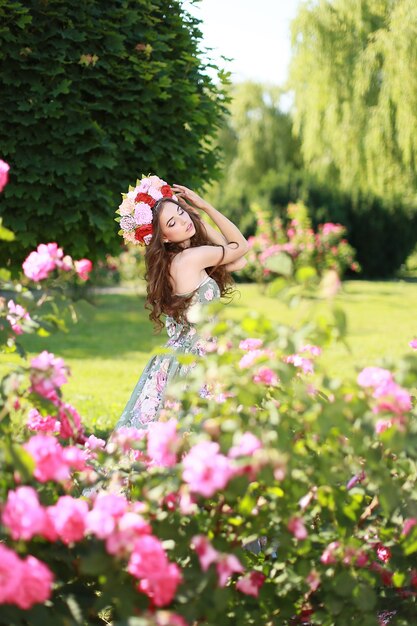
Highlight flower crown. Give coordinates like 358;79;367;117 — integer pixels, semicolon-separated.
116;175;176;246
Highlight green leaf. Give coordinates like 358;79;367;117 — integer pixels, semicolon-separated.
263;252;293;277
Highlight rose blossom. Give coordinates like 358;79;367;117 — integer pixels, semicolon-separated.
24;434;70;482
26;407;61;434
192;535;219;571
216;554;244;587
119;196;136;215
147;418;179;467
30;350;68;401
372;380;411;415
357;367;393;389
0;544;23;604
2;486;47;540
138;562;182;607
182;441;235;497
284;354;314;374
128;535;168;580
13;555;54;609
228;432;262;458
253;366;278;386
48;495;88;544
239;338;263;351
134;202;153;225
58;402;84;440
0;159;10;192
85;434;106;450
375;543;391;563
105;512;151;555
236;571;266;597
7;299;31;335
287;516;308;540
320;541;340;565
22;243;63;282
74;258;92;280
402;518;417;536
86;493;128;539
409;339;417;350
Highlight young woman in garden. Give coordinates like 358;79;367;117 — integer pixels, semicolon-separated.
114;176;249;430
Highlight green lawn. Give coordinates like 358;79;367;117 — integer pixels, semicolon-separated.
1;280;416;431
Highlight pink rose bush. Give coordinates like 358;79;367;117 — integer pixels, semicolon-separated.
22;242;92;282
2;237;417;623
241;201;359;284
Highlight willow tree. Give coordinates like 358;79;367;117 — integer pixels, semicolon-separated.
290;0;417;203
207;82;301;230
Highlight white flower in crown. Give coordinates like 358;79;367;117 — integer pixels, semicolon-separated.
134;202;153;226
118;196;135;216
120;215;136;231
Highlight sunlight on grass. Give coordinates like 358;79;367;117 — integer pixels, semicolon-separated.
1;280;416;431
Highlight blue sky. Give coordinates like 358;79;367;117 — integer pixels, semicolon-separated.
183;0;303;86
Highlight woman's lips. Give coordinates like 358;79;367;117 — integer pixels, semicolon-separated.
186;223;193;232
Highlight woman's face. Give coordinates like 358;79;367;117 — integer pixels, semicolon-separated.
159;201;196;244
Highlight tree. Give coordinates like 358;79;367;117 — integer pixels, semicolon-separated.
289;0;417;203
0;0;230;264
206;82;301;231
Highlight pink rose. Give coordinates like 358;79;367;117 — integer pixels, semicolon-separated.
216;554;244;587
48;495;88;544
287;516;308;540
22;243;63;282
253;366;278;386
299;343;322;357
0;544;23;604
58;401;84;440
0;159;10;192
182;441;235;497
402;518;417;536
147;418;179;467
375;543;391;563
192;535;219;571
24;434;70;482
105;512;151;556
14;555;54;609
372;380;411;415
320;541;340;565
6;299;31;335
2;486;47;541
409;339;417;350
357;367;393;389
74;258;93;280
26;408;61;434
236;571;266;597
128;535;168;580
138;562;182;607
30;350;69;401
284;354;314;374
239;338;263;351
87;493;128;539
228;432;262;458
84;434;106;450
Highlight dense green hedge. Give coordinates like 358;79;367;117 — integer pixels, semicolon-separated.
266;170;417;278
0;0;229;265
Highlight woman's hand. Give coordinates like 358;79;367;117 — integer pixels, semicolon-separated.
172;184;210;212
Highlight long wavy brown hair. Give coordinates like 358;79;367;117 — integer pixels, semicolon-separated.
144;198;235;331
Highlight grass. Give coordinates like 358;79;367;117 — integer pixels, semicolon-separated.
1;280;416;431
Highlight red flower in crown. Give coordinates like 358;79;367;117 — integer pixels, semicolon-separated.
135;192;156;207
161;185;173;198
135;223;153;244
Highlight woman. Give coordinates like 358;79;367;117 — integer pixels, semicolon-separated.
114;177;249;431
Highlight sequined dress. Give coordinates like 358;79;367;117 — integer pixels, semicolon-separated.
114;275;220;430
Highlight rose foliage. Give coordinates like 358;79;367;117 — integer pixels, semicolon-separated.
2;172;417;626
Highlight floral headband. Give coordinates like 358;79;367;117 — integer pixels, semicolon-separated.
116;175;176;246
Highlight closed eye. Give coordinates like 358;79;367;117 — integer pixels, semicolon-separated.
166;207;184;228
